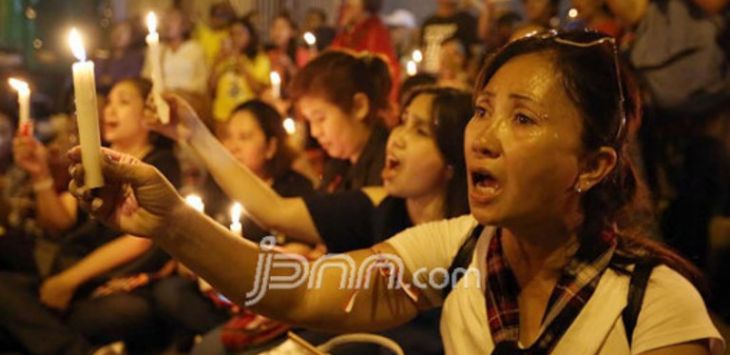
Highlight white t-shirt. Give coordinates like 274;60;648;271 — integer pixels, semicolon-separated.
386;215;726;355
143;40;209;95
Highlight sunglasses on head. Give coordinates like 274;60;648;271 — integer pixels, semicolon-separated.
520;30;627;144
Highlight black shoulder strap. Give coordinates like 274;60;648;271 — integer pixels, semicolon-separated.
443;224;485;298
622;259;659;346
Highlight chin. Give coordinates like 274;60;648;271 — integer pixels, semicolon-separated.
469;204;505;226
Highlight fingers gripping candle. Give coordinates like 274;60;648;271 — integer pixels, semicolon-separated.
69;28;105;189
146;12;170;124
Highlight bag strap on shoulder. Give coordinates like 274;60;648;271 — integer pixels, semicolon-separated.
622;259;659;346
443;224;485;298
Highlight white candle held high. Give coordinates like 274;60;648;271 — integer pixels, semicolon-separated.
230;202;243;235
303;32;317;50
269;71;282;99
8;78;31;135
146;12;170;124
69;28;105;189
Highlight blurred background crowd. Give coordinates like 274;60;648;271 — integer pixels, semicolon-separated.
0;0;728;354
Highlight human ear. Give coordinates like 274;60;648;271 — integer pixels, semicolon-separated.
575;146;617;193
265;137;278;160
351;93;371;123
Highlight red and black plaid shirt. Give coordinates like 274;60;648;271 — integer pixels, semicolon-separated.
486;229;616;354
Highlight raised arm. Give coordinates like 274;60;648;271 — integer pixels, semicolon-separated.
67;149;428;331
165;95;322;244
13;136;77;234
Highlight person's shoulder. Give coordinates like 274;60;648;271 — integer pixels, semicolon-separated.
632;264;725;354
274;170;315;197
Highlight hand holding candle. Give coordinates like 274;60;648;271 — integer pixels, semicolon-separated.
69;28;104;189
8;78;31;136
145;12;170;124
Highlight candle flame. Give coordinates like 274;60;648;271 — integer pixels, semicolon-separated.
283;117;296;135
269;71;281;86
407;60;418;76
8;78;29;94
412;49;423;63
146;12;158;34
69;28;86;61
303;32;317;46
185;194;205;213
230;202;243;224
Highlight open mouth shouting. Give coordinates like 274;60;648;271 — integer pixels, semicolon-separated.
469;168;502;204
381;154;401;181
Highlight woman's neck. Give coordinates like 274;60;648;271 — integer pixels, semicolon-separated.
406;187;446;226
501;221;579;285
347;124;374;164
168;38;184;51
111;136;152;159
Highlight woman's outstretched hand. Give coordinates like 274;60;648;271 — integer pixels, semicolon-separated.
143;92;206;143
67;146;184;238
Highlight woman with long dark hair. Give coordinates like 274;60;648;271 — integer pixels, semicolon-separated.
70;31;724;354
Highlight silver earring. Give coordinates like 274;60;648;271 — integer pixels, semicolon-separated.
575;186;583;193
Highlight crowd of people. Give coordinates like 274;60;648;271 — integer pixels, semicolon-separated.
1;0;729;354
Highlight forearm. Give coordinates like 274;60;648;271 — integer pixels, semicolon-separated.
60;235;153;286
186;122;321;243
159;204;420;331
32;177;77;233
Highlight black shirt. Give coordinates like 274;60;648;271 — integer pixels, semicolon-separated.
320;124;388;193
303;190;411;253
202;169;315;242
53;146;181;277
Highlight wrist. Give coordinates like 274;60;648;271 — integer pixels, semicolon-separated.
32;176;54;192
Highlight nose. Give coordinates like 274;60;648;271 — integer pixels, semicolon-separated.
388;127;406;150
470;120;501;159
309;122;322;139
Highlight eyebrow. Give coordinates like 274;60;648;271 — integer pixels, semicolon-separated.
476;91;539;105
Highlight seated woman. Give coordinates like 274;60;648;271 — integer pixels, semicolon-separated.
174;86;472;354
70;31;725;354
153;99;314;346
288;50;393;192
0;78;180;355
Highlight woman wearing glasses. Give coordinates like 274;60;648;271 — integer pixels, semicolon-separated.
69;31;724;354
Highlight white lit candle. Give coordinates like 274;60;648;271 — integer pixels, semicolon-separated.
407;60;418;76
411;49;423;64
69;28;105;189
568;8;579;19
303;32;317;50
145;12;170;124
185;194;205;213
229;202;243;235
269;71;282;99
282;117;296;135
8;78;31;135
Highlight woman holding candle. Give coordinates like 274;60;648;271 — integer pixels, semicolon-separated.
0;78;181;354
142;8;209;96
152;99;314;351
210;17;271;122
71;31;724;354
167;86;471;354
